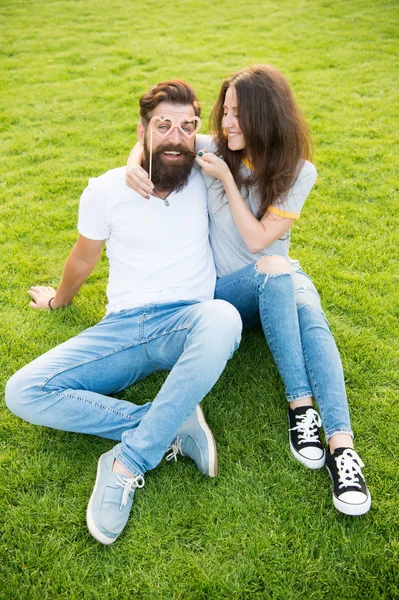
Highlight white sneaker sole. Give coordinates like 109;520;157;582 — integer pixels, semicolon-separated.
326;467;372;516
195;405;218;477
289;440;326;470
332;491;371;516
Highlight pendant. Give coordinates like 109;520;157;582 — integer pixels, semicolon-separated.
164;199;170;207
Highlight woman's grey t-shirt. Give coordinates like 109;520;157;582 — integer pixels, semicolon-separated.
196;134;317;279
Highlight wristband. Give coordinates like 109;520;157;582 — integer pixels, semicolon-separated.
48;297;55;310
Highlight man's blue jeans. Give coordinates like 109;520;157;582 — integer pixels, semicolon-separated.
5;300;242;477
215;264;353;441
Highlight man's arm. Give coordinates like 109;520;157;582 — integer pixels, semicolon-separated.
28;235;105;309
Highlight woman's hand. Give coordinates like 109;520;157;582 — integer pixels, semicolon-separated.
196;151;232;184
126;166;154;199
27;286;57;309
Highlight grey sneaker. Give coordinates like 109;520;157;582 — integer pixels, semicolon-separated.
86;449;145;545
166;405;218;477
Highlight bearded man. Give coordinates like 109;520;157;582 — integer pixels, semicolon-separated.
5;81;242;545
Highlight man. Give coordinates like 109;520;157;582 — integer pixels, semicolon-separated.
5;80;242;545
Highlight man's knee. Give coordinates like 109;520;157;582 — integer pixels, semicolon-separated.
199;299;242;346
256;255;293;275
5;371;23;416
5;368;40;421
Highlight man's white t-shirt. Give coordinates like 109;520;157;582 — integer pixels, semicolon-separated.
78;166;216;315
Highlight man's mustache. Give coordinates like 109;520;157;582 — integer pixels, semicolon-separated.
153;144;197;157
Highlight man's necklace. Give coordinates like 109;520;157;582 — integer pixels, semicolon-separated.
148;189;171;223
152;190;171;207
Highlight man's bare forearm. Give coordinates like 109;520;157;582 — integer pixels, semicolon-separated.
51;244;101;308
28;236;104;310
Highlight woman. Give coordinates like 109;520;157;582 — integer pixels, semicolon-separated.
126;66;371;516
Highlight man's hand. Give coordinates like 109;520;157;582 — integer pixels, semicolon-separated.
28;286;57;309
195;151;232;184
126;165;153;199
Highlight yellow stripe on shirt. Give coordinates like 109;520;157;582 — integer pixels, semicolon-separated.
268;205;300;220
242;158;254;170
242;159;301;219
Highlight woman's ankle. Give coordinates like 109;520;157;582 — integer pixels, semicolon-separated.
289;396;313;410
328;433;354;453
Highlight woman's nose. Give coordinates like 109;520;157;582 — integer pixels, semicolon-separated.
223;113;234;128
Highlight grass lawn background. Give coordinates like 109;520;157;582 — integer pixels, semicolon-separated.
0;0;398;598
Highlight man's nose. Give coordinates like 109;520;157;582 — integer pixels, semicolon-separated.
168;126;181;144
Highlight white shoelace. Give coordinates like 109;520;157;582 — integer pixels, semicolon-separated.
335;449;365;490
165;436;183;462
290;408;322;445
115;474;145;509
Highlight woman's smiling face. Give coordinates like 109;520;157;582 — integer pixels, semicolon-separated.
222;86;246;152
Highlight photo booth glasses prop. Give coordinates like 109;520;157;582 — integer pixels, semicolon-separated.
148;114;202;182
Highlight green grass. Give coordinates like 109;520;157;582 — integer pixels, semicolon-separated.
1;0;398;598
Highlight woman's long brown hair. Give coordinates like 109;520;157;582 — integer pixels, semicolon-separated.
210;65;312;219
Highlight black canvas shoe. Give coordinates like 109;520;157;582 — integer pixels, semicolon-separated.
288;406;325;469
326;447;371;516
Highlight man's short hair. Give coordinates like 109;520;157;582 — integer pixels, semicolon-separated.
139;80;201;126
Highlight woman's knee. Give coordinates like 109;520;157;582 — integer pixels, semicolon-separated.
293;275;323;312
256;255;293;275
294;281;330;330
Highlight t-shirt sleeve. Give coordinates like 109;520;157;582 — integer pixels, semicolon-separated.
268;160;317;220
195;134;217;153
77;177;110;240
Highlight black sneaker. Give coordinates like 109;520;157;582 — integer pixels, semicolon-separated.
288;406;325;469
326;447;371;516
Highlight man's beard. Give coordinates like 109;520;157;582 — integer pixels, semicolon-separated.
143;141;195;194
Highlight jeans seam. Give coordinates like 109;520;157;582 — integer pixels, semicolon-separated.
259;301;279;364
143;343;157;369
143;326;191;369
300;330;352;438
52;390;141;423
40;326;192;391
179;324;193;357
257;276;283;364
258;273;313;399
301;341;321;417
40;341;146;390
145;326;190;342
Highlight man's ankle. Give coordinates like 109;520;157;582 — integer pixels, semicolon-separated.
112;459;134;477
